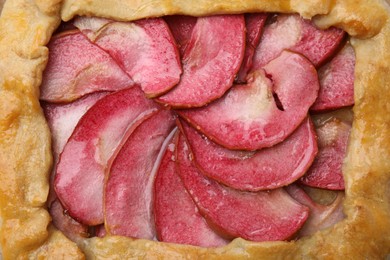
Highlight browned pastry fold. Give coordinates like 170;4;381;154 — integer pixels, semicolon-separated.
0;0;389;258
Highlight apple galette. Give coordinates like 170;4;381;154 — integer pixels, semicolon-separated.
0;0;390;259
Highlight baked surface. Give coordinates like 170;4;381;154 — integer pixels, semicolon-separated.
0;0;389;258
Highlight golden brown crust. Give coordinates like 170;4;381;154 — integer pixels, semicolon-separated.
1;0;390;259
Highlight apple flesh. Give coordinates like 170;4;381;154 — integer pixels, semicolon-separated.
164;15;197;56
252;14;345;70
179;117;317;191
54;87;160;225
157;15;246;108
40;30;133;102
311;43;355;111
104;110;176;239
154;132;228;247
74;17;182;98
179;50;319;150
176;133;309;242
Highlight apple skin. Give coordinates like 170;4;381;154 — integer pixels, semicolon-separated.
175;133;309;242
54;86;160;226
179;50;319;151
164;15;197;56
179;117;317;191
154;132;228;247
157;14;246;108
40;30;133;102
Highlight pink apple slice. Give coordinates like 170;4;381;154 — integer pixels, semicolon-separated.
154;132;228;247
179;117;317;191
104;110;176;239
300;117;351;190
40;30;133;102
74;17;182;98
179;50;319;150
252;14;345;70
285;184;345;237
176;133;309;242
236;13;268;83
54;87;160;225
311;42;355;111
157;15;246;108
164;15;197;56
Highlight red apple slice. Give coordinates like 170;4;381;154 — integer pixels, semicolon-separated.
300;117;351;190
285;184;345;237
49;199;89;242
179;50;319;150
236;13;268;83
154;132;228;247
157;15;246;108
74;17;182;98
252;14;345;70
311;42;355;111
164;15;197;56
104;110;176;239
54;87;160;225
176;133;309;242
40;30;133;102
179;117;317;191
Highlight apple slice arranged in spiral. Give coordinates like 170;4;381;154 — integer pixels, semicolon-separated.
176;133;309;242
236;13;268;83
54;87;160;225
179;50;319;150
104;110;175;239
74;17;182;98
179;117;317;191
154;132;228;247
157;15;246;108
311;42;355;111
252;14;345;70
40;31;133;102
285;185;345;237
164;15;197;56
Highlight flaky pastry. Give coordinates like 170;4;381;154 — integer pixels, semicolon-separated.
0;0;390;259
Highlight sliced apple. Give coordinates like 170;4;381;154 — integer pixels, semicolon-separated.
179;50;319;150
74;17;182;98
252;14;345;70
154;132;228;247
40;30;133;102
179;117;317;191
176;133;309;242
104;110;176;239
164;15;197;56
236;13;268;83
311;42;355;111
285;184;345;237
54;87;160;225
300;117;351;190
157;15;245;108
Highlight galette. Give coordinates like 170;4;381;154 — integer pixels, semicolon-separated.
0;0;390;259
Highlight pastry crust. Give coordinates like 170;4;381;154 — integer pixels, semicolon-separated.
0;0;390;258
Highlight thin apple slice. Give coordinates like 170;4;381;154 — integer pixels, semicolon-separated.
154;132;228;247
40;30;133;102
54;87;160;225
285;184;345;237
74;17;182;98
300;117;351;190
236;13;268;83
311;42;355;111
252;14;345;70
179;117;317;191
176;133;309;242
164;15;197;56
105;110;176;239
157;15;245;108
179;50;319;150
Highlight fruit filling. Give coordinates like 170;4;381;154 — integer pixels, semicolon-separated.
42;12;354;246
